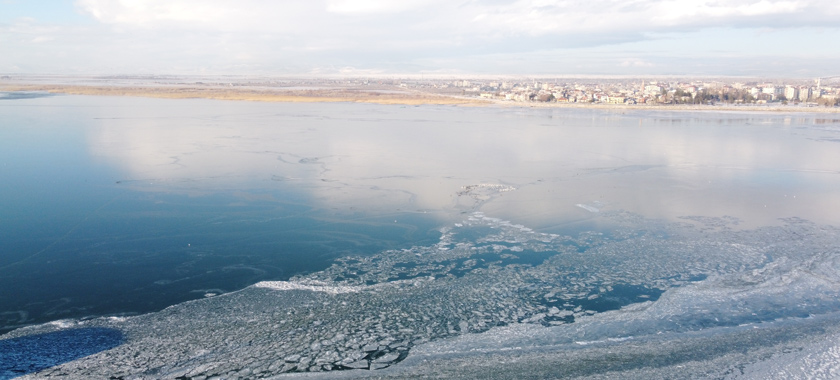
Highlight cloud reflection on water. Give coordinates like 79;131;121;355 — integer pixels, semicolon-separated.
84;98;840;228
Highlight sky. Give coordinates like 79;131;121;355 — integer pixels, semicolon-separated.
1;0;839;77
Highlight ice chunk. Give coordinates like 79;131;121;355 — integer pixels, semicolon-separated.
576;203;600;213
254;280;360;294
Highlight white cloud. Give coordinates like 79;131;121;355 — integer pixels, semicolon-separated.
30;36;54;43
74;0;321;32
325;0;437;14
71;0;840;35
649;0;807;24
76;0;228;25
2;0;838;75
467;0;839;36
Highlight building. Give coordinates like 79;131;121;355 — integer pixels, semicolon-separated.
798;87;812;102
761;86;776;100
784;86;798;101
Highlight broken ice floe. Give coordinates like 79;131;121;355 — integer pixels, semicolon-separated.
457;184;516;198
456;184;517;210
255;280;361;294
7;212;840;379
576;201;604;213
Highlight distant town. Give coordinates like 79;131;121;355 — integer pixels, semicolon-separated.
402;77;840;107
2;74;839;109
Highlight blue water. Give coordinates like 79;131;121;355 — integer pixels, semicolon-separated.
2;93;840;339
0;328;122;379
0;95;443;334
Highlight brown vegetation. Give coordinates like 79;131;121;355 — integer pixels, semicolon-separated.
0;84;489;106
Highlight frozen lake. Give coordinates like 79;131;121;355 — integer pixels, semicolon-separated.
2;94;840;378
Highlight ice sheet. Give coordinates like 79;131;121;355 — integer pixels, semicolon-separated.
6;211;840;379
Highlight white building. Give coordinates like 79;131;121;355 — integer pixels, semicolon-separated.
644;85;662;96
784;86;798;101
761;86;783;100
798;87;812;102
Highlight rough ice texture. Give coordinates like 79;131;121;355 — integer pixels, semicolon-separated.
254;280;361;294
6;212;840;379
732;328;840;379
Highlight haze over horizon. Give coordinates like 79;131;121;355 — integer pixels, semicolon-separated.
1;0;838;77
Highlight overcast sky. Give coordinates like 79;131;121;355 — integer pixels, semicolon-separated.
1;0;838;77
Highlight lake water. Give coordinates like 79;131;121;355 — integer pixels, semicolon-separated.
2;93;840;378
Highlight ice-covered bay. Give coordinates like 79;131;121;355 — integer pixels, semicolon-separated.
4;97;840;379
6;211;840;379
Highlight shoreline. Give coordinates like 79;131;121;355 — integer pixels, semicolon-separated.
3;83;839;113
0;84;488;106
489;99;840;113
